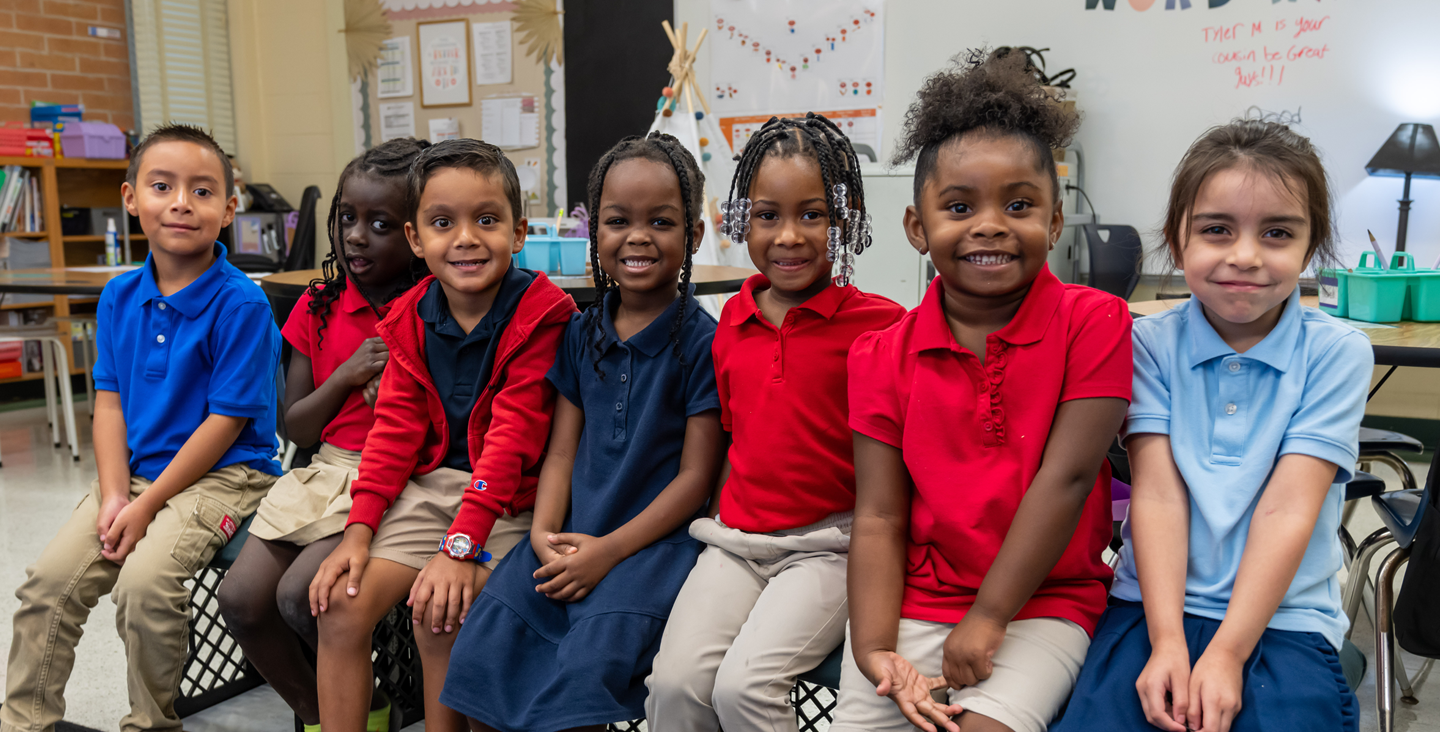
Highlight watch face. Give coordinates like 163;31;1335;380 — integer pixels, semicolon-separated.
449;535;473;557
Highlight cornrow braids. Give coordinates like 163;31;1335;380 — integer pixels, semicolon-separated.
308;137;431;349
583;131;706;377
722;113;873;286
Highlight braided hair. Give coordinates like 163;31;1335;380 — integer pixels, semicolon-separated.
726;113;872;279
307;137;431;349
584;132;705;377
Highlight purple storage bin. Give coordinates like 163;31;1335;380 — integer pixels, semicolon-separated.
59;122;126;159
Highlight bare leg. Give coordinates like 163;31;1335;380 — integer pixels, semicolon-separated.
218;537;327;724
317;558;416;732
415;619;466;732
957;711;1015;732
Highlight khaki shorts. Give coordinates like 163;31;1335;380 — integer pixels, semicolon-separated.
368;466;531;570
831;616;1090;732
248;442;360;545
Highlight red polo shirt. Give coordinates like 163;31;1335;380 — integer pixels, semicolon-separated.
281;283;391;452
847;267;1132;634
714;276;906;533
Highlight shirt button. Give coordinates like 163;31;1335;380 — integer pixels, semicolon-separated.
156;334;165;343
1225;403;1237;415
1228;361;1241;372
615;402;622;412
620;374;627;382
983;421;993;431
157;302;166;310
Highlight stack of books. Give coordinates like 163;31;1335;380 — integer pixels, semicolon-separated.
0;166;43;233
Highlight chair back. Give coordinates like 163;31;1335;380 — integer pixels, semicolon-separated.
1393;462;1439;657
1083;224;1143;300
284;185;323;272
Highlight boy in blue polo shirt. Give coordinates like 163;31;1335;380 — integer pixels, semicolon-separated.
2;124;281;732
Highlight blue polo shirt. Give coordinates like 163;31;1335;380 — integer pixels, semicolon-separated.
1111;289;1372;649
93;243;282;481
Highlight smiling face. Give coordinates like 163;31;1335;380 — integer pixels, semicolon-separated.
596;158;697;296
746;154;834;299
337;173;415;297
1178;165;1311;345
122;140;237;261
404;166;525;304
905;134;1062;306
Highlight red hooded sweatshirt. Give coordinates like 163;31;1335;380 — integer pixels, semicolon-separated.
347;272;577;546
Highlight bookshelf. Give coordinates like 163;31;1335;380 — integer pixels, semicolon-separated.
0;156;135;384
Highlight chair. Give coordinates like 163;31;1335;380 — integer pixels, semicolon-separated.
1358;426;1424;493
1081;224;1143;300
284;186;323;273
0;329;81;464
1370;465;1440;731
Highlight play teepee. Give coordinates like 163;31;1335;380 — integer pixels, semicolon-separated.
647;21;751;271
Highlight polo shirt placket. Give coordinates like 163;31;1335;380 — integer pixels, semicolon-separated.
613;345;632;441
144;299;177;378
1213;355;1248;464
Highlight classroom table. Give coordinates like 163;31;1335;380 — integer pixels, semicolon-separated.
0;266;138;297
259;264;759;326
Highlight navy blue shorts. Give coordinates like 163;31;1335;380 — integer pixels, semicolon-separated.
1051;601;1358;732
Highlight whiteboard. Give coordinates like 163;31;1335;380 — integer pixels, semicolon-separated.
678;0;1440;273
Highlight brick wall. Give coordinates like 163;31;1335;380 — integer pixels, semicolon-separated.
0;0;133;131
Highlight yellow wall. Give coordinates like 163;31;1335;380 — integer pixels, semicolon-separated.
227;0;354;258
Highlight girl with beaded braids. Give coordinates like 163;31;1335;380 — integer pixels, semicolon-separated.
217;136;428;732
835;49;1132;732
645;115;905;732
440;132;724;732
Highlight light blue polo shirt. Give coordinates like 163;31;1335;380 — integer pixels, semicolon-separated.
93;243;282;481
1110;288;1372;649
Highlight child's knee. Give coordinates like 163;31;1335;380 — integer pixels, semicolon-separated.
316;588;384;645
215;573;269;634
275;575;317;641
647;648;712;706
712;652;773;713
112;561;187;621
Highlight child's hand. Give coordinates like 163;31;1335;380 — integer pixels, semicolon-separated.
530;530;577;565
362;373;382;408
940;609;1006;689
531;533;621;602
1136;640;1192;732
101;497;158;564
309;526;373;615
1186;645;1244;732
96;494;130;543
340;337;389;387
408;554;489;634
860;649;961;732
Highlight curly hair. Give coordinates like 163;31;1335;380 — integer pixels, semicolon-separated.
307;137;431;348
892;48;1081;205
584;132;705;377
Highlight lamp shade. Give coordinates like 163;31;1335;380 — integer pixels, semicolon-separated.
1366;123;1440;179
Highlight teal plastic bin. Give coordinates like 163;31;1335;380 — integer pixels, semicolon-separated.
556;238;587;275
1347;252;1413;323
520;222;587;275
1319;251;1385;318
1406;254;1440;322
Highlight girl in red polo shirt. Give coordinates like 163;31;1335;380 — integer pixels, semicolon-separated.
217;137;430;732
647;114;906;732
835;50;1133;732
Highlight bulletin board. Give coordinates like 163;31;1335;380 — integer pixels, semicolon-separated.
359;1;561;219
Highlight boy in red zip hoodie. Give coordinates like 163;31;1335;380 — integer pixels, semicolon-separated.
308;139;577;732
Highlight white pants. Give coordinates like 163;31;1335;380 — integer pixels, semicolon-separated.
830;616;1091;732
644;513;851;732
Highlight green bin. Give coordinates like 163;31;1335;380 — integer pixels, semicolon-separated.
1347;252;1413;323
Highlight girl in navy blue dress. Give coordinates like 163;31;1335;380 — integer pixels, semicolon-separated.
441;132;725;731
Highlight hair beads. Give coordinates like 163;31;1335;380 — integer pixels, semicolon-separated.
720;198;752;245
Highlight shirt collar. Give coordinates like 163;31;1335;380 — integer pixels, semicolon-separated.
601;284;700;358
138;242;231;318
419;263;532;340
1184;286;1302;372
339;280;376;314
910;264;1064;353
724;273;851;326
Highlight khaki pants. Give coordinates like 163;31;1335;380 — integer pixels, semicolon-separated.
645;513;851;732
2;465;274;732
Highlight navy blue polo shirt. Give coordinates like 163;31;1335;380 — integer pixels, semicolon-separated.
92;243;282;481
419;264;535;472
547;287;720;540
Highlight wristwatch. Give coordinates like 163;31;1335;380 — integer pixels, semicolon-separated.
438;533;492;563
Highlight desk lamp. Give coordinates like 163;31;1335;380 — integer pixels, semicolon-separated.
1366;123;1440;252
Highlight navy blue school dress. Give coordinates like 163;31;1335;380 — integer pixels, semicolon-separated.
442;289;719;731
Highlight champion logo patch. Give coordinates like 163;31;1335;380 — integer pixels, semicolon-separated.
472;479;488;492
219;515;238;542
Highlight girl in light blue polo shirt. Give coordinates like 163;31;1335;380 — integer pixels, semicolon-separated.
1053;120;1369;732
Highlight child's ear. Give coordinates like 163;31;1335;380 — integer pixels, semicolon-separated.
902;204;928;256
1168;238;1186;272
121;182;137;217
512;216;528;254
221;193;238;228
691;218;705;254
1049;202;1064;251
404;221;425;259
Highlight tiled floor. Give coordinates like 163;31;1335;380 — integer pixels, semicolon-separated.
0;402;1436;731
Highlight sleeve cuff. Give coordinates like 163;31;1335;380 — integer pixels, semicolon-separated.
94;378;118;392
687;397;722;418
1060;383;1133;404
547;374;581;409
209;398;270;419
1279;435;1357;484
850;416;902;449
451;505;501;548
346;492;390;533
1121;416;1170;441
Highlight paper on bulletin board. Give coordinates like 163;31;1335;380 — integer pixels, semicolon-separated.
418;19;471;107
429;117;460;143
720;108;880;156
710;0;883;116
472;20;513;86
481;95;539;149
378;36;413;98
380;102;416;141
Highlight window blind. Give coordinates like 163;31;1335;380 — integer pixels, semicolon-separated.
129;0;237;153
